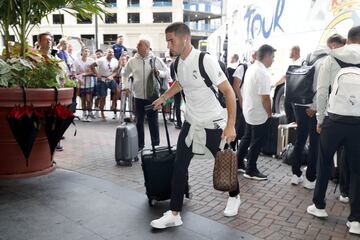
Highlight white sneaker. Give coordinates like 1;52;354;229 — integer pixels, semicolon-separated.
347;221;360;235
94;109;100;118
112;113;117;120
307;204;328;218
150;211;183;229
223;195;241;217
86;115;92;122
303;178;316;190
291;174;303;185
339;195;349;203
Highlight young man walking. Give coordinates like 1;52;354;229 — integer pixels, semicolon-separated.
150;22;240;229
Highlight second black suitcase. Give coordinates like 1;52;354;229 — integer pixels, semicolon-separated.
141;106;190;206
261;113;287;157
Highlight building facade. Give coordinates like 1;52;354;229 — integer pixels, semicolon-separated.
2;0;222;56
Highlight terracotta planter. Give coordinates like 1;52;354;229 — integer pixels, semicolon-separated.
0;88;73;179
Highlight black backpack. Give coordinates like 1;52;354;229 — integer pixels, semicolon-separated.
285;53;327;104
174;52;227;108
227;63;248;88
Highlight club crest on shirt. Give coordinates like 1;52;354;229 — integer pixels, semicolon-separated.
193;70;197;79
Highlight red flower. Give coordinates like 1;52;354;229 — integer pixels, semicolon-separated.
48;104;73;119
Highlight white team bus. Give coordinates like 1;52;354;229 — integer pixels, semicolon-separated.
207;0;360;113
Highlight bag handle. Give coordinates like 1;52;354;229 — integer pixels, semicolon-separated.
21;86;27;105
53;87;58;104
219;139;230;151
146;103;172;154
161;105;172;154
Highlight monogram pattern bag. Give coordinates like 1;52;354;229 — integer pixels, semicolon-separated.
213;142;238;192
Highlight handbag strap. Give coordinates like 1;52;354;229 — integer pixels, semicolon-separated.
219;139;226;151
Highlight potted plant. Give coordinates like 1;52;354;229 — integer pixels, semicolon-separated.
0;0;106;179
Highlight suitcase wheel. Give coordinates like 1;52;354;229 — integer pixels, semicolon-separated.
148;199;157;207
185;192;192;199
116;160;132;167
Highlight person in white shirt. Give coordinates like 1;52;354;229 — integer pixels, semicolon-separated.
74;47;95;122
92;48;119;120
150;22;239;230
236;44;275;181
232;51;256;170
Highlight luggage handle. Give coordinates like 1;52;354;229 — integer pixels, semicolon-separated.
145;104;172;155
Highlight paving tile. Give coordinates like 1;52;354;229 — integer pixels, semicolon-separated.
52;120;356;239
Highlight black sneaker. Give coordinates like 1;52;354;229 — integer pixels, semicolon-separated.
238;161;246;173
244;170;267;181
55;145;64;152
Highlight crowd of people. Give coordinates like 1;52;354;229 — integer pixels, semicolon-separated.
36;22;360;235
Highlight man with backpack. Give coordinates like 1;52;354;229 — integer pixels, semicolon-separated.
122;39;169;151
289;46;328;189
307;26;360;235
150;22;239;229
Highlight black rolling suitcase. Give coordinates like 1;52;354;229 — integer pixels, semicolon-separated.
261;113;287;157
141;106;190;206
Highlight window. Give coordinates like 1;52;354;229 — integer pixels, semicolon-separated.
153;12;172;23
77;14;92;24
128;13;140;23
105;13;117;24
53;14;64;24
153;0;172;7
3;35;15;43
105;0;117;8
53;35;62;45
128;0;139;7
32;35;37;47
103;34;117;45
81;34;95;40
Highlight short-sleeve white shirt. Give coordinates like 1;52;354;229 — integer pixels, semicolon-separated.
74;58;94;75
232;64;246;80
96;57;118;77
242;60;271;125
177;48;227;122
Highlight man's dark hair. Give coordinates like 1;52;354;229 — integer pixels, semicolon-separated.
327;33;346;46
95;49;103;54
37;32;52;42
348;26;360;43
232;54;239;62
257;44;276;61
291;45;300;53
165;22;191;36
117;35;123;38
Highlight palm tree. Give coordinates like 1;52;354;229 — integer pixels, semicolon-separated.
0;0;106;58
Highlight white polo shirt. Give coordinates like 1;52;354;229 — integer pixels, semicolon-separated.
232;64;246;80
242;60;271;125
96;57;118;78
177;48;227;122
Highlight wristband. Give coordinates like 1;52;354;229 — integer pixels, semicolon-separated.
161;95;167;102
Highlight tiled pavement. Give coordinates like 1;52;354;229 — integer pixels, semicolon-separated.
55;117;359;240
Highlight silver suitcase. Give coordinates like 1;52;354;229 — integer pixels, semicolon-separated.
277;123;297;157
115;122;138;166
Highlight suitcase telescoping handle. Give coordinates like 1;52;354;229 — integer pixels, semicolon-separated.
145;104;172;154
